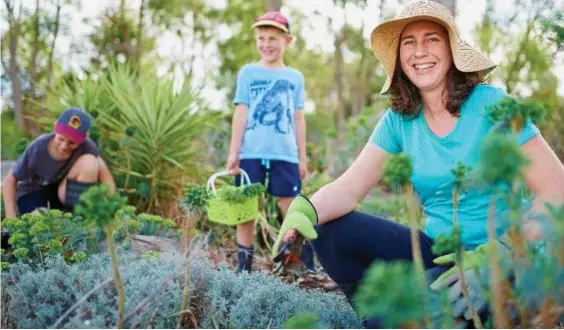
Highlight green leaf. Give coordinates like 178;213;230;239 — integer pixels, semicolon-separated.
284;312;324;329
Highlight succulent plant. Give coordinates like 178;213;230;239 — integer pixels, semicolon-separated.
354;261;429;328
479;133;530;186
487;96;546;133
382;153;413;193
74;184;128;328
75;184;128;229
432;225;461;256
182;183;211;214
452;161;472;193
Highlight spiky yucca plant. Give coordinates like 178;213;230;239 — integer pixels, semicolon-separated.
38;64;221;215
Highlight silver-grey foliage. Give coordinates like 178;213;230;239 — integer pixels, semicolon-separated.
1;253;360;329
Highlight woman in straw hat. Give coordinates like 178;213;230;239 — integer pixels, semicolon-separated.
271;0;564;326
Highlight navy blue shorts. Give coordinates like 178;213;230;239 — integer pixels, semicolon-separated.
16;184;67;215
234;159;301;197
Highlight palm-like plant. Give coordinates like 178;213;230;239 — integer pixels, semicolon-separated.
38;64;221;215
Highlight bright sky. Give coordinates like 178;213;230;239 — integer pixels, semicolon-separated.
3;0;564;111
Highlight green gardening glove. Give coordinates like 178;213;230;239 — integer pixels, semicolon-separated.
430;240;511;291
271;195;319;257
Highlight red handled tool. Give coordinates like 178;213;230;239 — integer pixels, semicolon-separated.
273;229;306;274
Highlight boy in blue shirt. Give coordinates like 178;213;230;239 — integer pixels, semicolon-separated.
226;11;314;273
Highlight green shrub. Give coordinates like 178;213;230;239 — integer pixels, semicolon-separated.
1;254;189;329
1;254;360;329
1;209;94;265
0;111;28;160
200;264;361;329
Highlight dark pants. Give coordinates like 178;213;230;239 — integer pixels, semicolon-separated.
16;184;67;215
312;211;437;285
311;211;444;328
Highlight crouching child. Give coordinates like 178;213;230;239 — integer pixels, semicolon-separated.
2;107;115;218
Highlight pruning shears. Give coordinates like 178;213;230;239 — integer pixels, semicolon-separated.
273;229;306;274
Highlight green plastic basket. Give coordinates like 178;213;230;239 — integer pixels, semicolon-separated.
205;169;259;226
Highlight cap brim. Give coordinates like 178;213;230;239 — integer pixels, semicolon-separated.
251;20;289;33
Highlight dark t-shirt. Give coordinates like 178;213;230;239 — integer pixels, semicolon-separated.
12;133;100;199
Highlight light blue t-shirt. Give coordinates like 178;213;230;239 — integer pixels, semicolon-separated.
370;84;540;250
233;63;306;164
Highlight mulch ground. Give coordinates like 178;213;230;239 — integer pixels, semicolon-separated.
205;243;340;292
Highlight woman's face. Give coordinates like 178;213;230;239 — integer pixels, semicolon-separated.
399;20;453;94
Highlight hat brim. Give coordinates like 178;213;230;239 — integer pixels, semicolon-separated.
55;123;87;145
251;20;289;33
370;15;496;95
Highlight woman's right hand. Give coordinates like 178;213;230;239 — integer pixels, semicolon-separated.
271;195;319;257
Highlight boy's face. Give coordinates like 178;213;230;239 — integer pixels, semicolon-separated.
255;27;292;64
53;133;79;157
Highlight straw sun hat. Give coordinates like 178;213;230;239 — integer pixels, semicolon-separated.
370;0;496;94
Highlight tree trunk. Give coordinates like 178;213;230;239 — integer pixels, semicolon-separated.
504;10;540;94
333;29;346;139
29;0;41;103
267;0;282;11
5;0;24;130
352;13;369;116
431;0;456;16
46;0;61;89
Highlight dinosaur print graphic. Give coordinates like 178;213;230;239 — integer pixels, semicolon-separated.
247;79;294;134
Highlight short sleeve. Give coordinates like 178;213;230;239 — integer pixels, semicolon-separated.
369;109;402;154
11;144;35;181
232;67;250;106
81;139;100;157
486;86;540;145
294;74;305;110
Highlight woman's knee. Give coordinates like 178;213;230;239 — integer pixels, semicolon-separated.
69;154;99;181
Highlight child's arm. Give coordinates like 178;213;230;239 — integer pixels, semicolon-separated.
3;143;35;218
227;104;248;173
97;157;116;194
294;73;307;179
2;171;18;218
294;109;307;179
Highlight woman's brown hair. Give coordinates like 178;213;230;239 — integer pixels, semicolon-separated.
388;56;486;118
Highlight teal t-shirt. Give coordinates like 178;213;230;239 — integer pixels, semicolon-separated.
369;84;540;250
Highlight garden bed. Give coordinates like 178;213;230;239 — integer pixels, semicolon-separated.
1;251;359;329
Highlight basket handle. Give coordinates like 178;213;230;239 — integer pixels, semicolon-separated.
206;169;251;194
